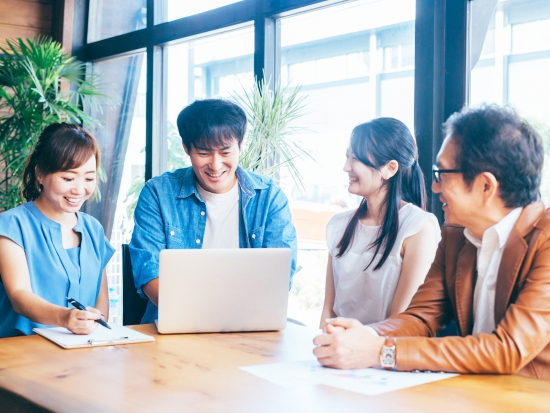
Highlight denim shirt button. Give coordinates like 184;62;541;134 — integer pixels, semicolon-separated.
251;234;256;239
196;239;201;244
170;231;175;236
201;211;205;216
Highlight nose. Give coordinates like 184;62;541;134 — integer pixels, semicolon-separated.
210;153;223;171
343;157;352;173
72;178;86;195
432;178;441;194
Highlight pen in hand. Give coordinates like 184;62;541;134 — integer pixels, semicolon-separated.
66;297;111;330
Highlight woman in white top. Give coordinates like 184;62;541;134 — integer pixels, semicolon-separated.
320;118;441;328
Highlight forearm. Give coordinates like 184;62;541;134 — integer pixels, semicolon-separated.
393;333;523;374
95;294;109;319
10;289;69;327
320;306;337;328
142;278;159;307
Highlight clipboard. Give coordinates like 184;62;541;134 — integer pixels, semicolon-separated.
33;323;155;349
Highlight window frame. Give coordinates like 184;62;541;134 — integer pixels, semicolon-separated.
75;0;472;223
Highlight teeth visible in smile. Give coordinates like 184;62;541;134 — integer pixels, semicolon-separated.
349;177;359;182
206;172;223;178
65;198;82;203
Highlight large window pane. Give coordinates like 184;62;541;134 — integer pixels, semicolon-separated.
279;0;416;326
158;0;245;24
164;26;254;171
88;0;147;42
86;54;147;324
470;0;550;204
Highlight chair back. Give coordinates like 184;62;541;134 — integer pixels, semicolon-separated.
122;244;148;325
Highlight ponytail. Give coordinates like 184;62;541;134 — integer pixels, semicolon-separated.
402;160;427;210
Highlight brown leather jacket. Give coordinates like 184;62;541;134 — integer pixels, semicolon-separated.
370;202;550;379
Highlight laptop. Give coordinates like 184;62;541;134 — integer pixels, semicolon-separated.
156;248;292;334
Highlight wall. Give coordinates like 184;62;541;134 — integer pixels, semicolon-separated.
0;0;52;45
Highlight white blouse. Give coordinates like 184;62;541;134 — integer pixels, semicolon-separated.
326;203;441;324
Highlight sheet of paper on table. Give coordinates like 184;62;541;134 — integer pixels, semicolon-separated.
240;359;458;396
33;323;155;349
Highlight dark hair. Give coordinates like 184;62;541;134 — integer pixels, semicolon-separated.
176;99;247;151
336;118;427;271
21;123;101;202
444;104;543;208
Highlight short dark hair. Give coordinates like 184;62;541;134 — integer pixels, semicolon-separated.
444;104;543;208
22;123;100;202
176;99;247;151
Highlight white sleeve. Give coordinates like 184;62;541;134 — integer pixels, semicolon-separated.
400;210;441;246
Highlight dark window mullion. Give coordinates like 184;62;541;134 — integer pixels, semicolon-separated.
254;16;277;88
145;0;155;180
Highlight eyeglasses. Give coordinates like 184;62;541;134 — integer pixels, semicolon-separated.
432;164;462;183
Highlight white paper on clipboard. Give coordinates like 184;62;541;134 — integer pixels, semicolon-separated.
33;323;155;349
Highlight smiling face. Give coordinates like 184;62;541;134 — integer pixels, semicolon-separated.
185;139;240;194
432;136;480;227
37;155;97;214
343;145;385;199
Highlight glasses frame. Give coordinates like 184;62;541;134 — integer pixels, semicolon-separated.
432;164;462;183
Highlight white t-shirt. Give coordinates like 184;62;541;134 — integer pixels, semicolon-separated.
326;203;441;324
197;181;240;249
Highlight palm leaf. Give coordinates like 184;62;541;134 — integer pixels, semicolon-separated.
231;74;313;192
0;36;117;211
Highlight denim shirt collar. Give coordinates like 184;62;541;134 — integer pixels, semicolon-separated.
177;166;268;205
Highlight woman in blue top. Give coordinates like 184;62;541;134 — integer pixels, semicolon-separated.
0;123;115;337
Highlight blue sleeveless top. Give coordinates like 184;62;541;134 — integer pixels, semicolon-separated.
0;202;115;337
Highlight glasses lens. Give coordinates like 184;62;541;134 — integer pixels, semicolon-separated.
432;166;439;183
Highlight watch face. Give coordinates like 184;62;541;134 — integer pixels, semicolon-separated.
381;347;395;367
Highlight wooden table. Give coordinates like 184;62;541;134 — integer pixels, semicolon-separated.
0;324;548;413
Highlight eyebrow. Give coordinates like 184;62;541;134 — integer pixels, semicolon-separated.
195;146;233;151
63;170;96;174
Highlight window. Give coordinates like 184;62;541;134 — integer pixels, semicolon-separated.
86;53;147;324
164;26;254;172
470;0;550;204
278;0;416;326
158;0;245;24
88;0;147;42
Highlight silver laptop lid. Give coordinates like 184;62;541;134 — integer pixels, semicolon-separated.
157;248;291;334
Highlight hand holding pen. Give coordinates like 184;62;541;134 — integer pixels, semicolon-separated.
65;297;111;334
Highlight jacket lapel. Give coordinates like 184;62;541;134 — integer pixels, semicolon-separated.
454;241;477;336
494;203;545;325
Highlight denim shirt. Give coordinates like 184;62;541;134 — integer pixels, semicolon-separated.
129;166;297;323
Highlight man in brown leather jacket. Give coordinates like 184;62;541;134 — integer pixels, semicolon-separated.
313;104;550;380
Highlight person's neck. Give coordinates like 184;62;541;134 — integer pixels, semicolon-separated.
34;197;77;227
466;205;516;239
360;190;388;226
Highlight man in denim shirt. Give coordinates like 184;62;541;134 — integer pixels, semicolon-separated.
129;99;297;323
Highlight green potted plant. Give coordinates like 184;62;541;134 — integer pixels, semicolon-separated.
0;36;113;211
233;75;312;190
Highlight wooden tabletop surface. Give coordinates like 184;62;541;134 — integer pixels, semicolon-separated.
0;323;549;413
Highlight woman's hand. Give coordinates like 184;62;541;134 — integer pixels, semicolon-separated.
63;307;102;335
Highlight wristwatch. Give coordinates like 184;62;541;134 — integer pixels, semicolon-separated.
380;336;396;369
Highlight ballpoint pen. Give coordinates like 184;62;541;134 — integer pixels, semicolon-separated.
66;297;111;330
